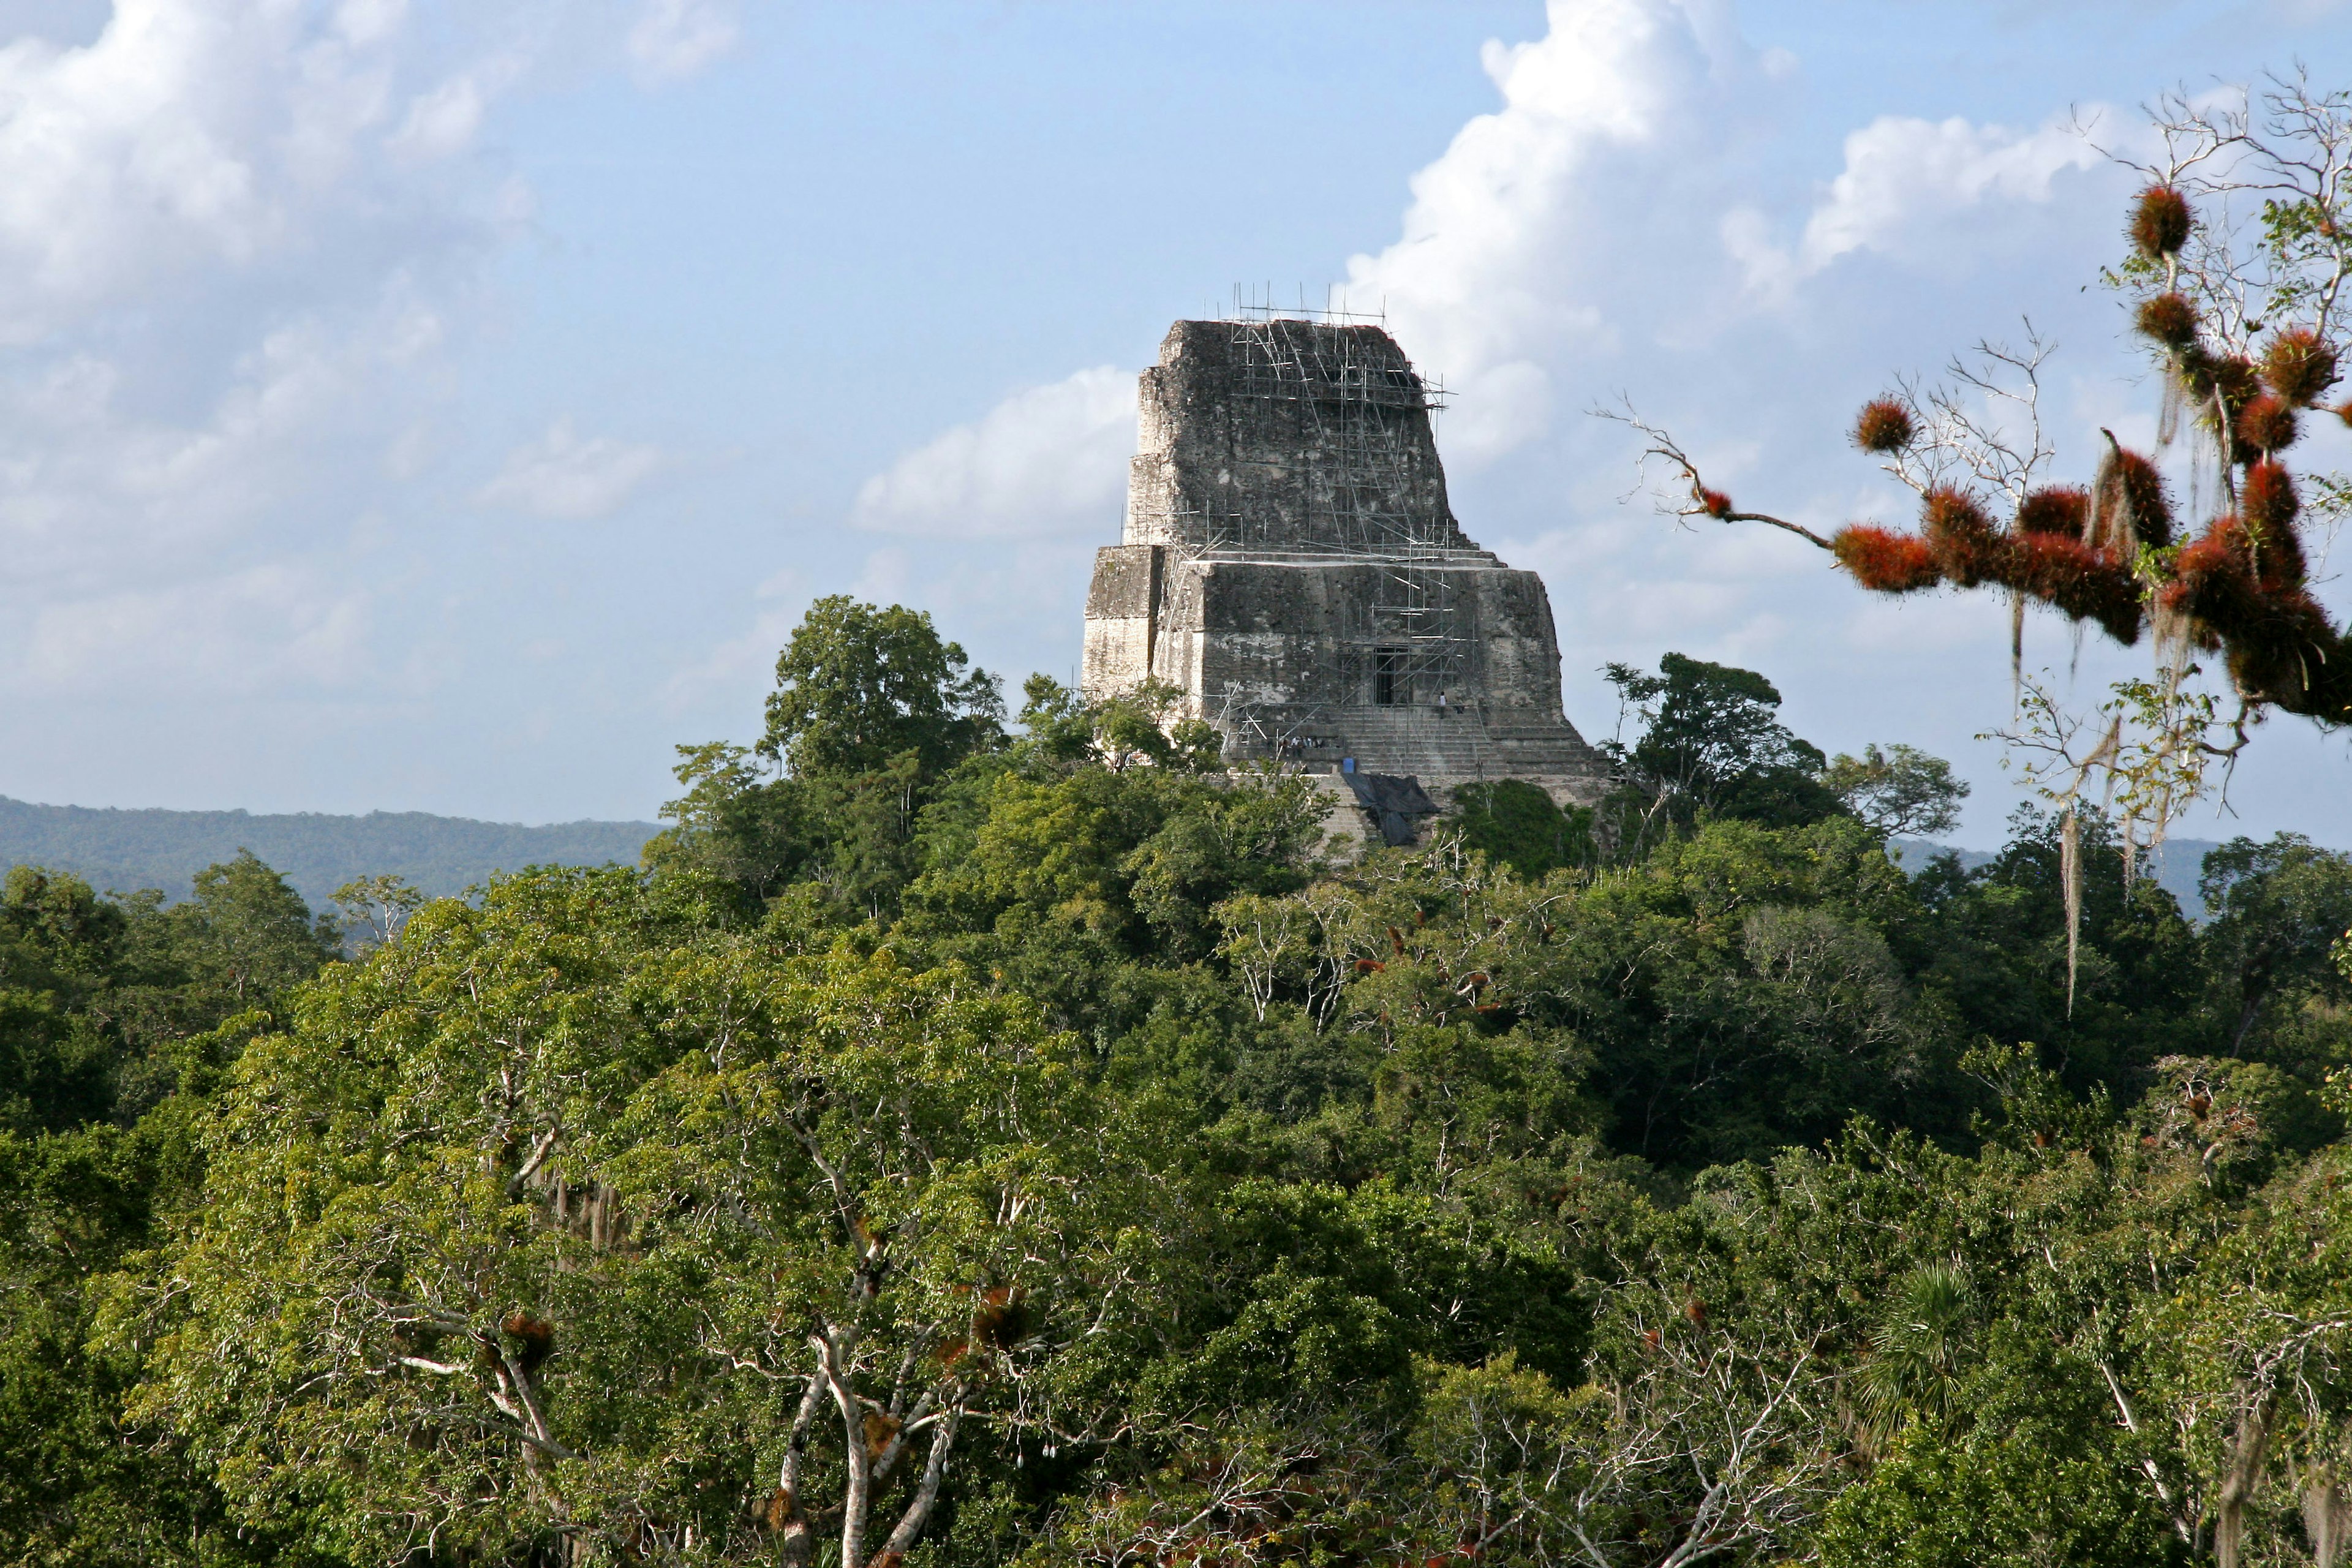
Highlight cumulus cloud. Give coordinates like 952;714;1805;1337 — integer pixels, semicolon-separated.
0;0;554;629
852;367;1136;538
478;421;666;520
0;3;504;342
1727;112;2109;296
628;0;741;85
1335;0;1748;462
0;0;785;816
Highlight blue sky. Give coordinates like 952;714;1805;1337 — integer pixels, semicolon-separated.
1;0;2348;849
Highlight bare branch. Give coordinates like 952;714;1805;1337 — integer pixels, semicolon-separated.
1592;400;1834;549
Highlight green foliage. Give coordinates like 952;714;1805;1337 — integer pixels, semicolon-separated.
655;598;1020;920
1820;1381;2184;1568
1446;778;1596;878
1;867;125;1133
147;867;1150;1565
2199;832;2352;1066
1912;806;2211;1096
10;601;2352;1568
0;853;336;1568
1825;741;1972;837
761;595;1003;778
1604;650;1842;832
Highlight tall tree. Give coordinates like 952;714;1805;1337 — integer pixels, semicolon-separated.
147;867;1157;1568
652;598;1009;917
762;596;1004;781
1604;653;1841;833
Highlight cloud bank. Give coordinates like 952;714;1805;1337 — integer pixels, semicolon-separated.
0;0;723;699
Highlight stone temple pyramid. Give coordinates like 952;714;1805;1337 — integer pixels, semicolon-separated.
1081;316;1610;813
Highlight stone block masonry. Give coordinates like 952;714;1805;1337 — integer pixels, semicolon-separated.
1081;316;1611;807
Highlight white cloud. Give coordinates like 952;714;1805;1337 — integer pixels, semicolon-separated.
1324;1;2125;469
0;2;438;340
387;74;486;162
13;563;370;698
628;0;740;85
852;367;1136;538
0;0;733;712
0;0;545;623
0;284;446;592
1336;0;1741;462
851;0;1758;498
1728;112;2109;296
478;420;666;520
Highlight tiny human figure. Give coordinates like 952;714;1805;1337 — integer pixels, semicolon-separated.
1437;691;1449;716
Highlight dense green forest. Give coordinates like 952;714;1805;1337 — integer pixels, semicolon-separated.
5;595;2351;1568
0;797;658;911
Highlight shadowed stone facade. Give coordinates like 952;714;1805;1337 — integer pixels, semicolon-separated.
1082;317;1610;805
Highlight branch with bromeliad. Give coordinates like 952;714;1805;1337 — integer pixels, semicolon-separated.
1604;74;2352;753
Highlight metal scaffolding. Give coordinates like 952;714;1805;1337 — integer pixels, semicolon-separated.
1133;301;1479;711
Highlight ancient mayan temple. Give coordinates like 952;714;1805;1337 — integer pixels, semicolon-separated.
1081;317;1610;811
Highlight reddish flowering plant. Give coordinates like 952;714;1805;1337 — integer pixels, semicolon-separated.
1598;74;2352;1004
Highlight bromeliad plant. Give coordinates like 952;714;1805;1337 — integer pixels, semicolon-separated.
1616;72;2352;750
1606;73;2352;1002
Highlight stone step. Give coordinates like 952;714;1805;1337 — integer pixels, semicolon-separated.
1225;708;1613;804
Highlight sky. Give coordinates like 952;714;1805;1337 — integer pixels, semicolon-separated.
1;0;2349;848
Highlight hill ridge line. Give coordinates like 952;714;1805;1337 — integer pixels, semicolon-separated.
1;794;661;910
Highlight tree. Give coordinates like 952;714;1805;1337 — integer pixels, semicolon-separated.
762;596;1003;781
0;867;126;1134
652;599;1011;918
148;867;1156;1567
1447;779;1597;879
2198;834;2352;1059
1603;653;1841;834
1824;744;1971;839
0;856;337;1133
330;873;423;952
0;1116;266;1568
0;857;333;1568
168;850;339;1011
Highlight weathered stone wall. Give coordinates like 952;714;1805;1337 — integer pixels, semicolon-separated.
1081;543;1162;693
1084;317;1612;805
1125;319;1473;558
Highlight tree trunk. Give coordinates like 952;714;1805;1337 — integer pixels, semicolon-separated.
875;1407;962;1562
815;1326;872;1568
775;1373;826;1567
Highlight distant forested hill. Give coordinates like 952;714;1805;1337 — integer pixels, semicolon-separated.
1893;834;2225;917
0;796;659;910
